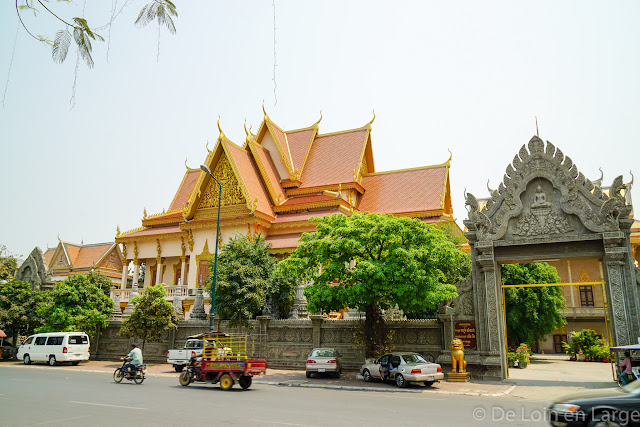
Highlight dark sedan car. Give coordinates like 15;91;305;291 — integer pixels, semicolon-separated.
549;379;640;427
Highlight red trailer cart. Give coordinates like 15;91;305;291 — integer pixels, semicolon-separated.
178;332;267;390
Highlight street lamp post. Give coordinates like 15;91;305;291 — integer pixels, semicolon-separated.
200;164;224;331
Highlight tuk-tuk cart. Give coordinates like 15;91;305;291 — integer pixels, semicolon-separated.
178;332;267;390
610;343;640;386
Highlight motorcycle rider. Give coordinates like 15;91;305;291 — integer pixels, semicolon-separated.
121;344;143;378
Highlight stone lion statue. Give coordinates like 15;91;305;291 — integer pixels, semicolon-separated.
450;338;467;373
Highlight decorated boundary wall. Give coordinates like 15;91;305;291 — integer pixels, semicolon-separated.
92;316;443;371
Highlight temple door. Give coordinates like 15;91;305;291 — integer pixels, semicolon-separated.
198;260;209;288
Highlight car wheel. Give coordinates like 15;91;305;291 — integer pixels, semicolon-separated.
424;381;435;387
23;354;31;365
174;365;184;373
588;414;623;427
395;374;407;388
334;371;341;379
72;361;80;366
363;369;372;382
48;355;56;366
219;373;234;391
306;371;312;378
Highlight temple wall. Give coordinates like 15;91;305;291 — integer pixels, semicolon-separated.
92;318;443;371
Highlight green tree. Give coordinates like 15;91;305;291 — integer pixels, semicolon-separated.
0;280;48;344
213;234;294;327
276;212;470;358
501;263;566;349
0;245;19;281
87;270;113;298
118;284;178;351
37;274;113;337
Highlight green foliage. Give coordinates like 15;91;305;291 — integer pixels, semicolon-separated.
118;284;179;351
276;212;470;357
37;274;113;337
501;263;566;349
213;234;293;327
516;343;531;363
86;271;113;298
564;329;603;358
0;245;19;281
16;0;178;67
0;280;48;343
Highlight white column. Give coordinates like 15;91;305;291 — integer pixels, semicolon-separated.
120;261;128;290
132;261;140;288
567;260;575;307
156;259;163;285
180;256;187;287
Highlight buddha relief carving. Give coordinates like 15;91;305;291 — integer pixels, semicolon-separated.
513;183;572;237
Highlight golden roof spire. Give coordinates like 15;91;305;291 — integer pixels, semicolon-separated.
313;110;323;126
367;110;376;126
262;100;270;121
217;115;225;140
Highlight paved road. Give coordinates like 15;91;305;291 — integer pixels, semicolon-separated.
0;365;551;426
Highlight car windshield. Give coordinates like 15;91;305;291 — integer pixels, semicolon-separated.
402;354;428;364
311;349;336;358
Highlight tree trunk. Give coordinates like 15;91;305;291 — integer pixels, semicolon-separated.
363;305;389;359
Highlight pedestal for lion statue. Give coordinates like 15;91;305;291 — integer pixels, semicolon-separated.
447;338;471;382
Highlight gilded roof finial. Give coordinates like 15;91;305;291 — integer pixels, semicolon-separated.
367;110;376;126
313;110;323;126
244;119;250;137
447;149;453;162
143;208;148;219
206;140;212;153
217;115;225;140
116;225;121;237
262;100;270;120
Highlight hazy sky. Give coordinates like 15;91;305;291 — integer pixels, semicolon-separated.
1;1;638;260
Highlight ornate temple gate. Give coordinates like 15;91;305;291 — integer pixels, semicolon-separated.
455;136;640;380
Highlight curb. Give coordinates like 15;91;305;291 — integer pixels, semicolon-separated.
252;380;517;397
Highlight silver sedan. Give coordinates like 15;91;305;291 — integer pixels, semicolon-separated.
360;352;444;387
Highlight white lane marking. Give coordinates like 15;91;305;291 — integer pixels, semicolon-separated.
69;401;149;410
247;420;318;427
28;415;93;426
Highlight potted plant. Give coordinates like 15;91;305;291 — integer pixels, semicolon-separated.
516;343;530;369
507;352;518;368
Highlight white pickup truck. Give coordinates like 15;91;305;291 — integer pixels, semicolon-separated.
166;339;203;372
166;336;233;372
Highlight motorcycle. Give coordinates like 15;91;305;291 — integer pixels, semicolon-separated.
113;357;147;384
179;355;200;386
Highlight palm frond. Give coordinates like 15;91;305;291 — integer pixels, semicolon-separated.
135;1;177;33
73;27;94;68
52;29;71;64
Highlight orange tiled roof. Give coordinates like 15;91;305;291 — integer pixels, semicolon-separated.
249;142;287;204
43;248;55;266
73;244;113;268
358;166;447;215
272;209;344;224
265;233;304;249
286;128;315;173
280;194;336;206
224;141;275;217
169;170;200;212
63;243;81;265
299;130;368;189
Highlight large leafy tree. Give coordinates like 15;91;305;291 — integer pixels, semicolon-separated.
87;270;114;298
0;245;19;281
501;263;566;349
212;234;295;327
276;212;471;358
118;284;179;351
37;274;113;337
0;280;48;343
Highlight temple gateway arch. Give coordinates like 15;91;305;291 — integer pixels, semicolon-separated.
453;135;640;380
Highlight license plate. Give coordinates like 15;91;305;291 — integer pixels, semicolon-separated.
428;376;434;381
318;368;325;372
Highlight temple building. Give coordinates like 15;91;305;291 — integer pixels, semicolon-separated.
15;239;124;291
114;110;461;318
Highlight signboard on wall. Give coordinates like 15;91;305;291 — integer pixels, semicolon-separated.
454;321;477;349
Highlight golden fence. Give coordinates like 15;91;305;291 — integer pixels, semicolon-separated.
202;334;266;361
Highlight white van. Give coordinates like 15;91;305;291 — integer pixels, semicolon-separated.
17;332;90;366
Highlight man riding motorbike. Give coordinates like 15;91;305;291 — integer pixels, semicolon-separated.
120;344;143;378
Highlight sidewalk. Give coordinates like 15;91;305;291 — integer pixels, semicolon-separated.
0;359;513;396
